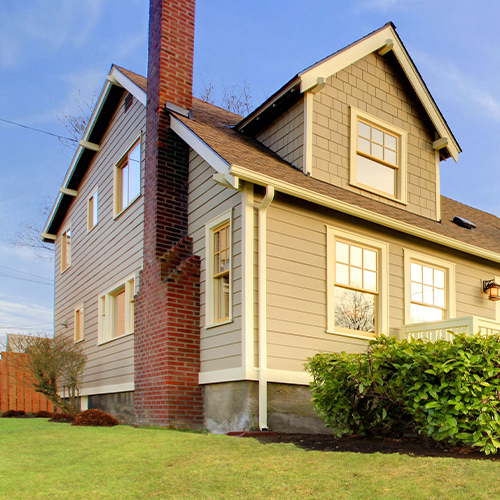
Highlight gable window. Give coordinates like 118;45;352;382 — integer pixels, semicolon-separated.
74;305;84;343
61;226;71;272
404;250;455;325
98;274;136;344
114;138;141;217
350;107;407;204
205;210;233;327
327;227;388;339
87;189;98;231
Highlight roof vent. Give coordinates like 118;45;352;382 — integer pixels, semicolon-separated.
124;93;134;113
452;216;476;230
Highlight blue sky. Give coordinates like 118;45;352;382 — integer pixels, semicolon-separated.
1;0;500;342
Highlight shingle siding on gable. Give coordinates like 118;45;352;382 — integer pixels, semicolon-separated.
312;52;437;219
256;99;304;171
54;94;145;394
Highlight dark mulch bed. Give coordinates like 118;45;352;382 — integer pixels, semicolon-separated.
253;433;500;461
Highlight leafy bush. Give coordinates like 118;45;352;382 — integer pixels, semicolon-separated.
1;410;26;418
305;333;500;455
72;409;119;427
34;410;54;418
49;412;75;423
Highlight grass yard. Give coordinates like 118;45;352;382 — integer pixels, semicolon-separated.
1;419;500;500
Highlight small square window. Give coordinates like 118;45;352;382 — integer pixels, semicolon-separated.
88;190;98;231
114;139;141;217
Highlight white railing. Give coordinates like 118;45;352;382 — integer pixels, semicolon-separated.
401;316;500;342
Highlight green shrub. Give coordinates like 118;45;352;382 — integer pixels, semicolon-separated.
305;333;500;455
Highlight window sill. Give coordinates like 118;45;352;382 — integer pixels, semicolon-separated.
113;194;141;221
349;181;408;206
205;318;233;330
60;266;71;275
97;331;134;346
87;224;98;235
326;329;375;341
74;338;84;344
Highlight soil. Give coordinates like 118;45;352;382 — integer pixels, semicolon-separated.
253;433;500;461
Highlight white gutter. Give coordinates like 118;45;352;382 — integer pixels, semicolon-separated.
258;185;275;431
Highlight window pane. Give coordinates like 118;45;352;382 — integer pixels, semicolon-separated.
384;149;397;166
411;262;422;283
410;303;443;324
93;192;99;226
358;122;371;139
435;288;445;308
334;287;375;333
385;133;397;150
350;267;363;288
350;246;363;267
335;263;349;285
434;269;445;289
364;270;377;291
372;143;384;160
372;127;384;145
422;266;433;286
423;285;433;304
121;164;129;208
364;249;377;271
336;242;349;264
357;155;395;196
128;143;141;201
114;289;126;338
217;274;230;320
411;282;422;302
358;137;371;155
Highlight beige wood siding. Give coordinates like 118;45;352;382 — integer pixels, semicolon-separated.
54;94;145;395
312;52;438;219
261;193;500;375
188;151;244;373
256;99;304;171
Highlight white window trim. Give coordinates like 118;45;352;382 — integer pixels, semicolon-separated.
403;249;456;326
113;134;142;219
60;222;72;274
87;188;99;233
349;106;408;205
326;225;389;340
74;303;85;344
98;272;137;345
204;209;233;328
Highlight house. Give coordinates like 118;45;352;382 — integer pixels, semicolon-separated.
42;0;500;433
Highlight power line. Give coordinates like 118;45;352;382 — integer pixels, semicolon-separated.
0;117;78;143
0;265;53;286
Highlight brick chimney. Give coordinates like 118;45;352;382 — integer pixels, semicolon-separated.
134;0;203;428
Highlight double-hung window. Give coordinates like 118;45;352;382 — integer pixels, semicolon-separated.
87;189;98;231
74;305;84;343
114;138;141;217
350;107;407;203
205;210;233;327
98;274;136;344
61;226;71;272
327;227;388;338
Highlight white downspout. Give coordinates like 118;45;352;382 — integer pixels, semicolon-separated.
258;185;275;431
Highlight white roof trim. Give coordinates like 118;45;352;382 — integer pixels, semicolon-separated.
299;25;459;162
170;114;239;189
110;66;147;106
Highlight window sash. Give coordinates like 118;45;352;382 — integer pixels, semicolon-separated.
213;222;230;322
116;140;141;214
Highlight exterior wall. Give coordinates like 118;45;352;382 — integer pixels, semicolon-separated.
256;99;304;171
187;151;244;374
88;391;134;424
312;52;438;219
54;94;145;397
261;192;500;376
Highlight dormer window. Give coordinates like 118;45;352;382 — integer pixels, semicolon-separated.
350;107;407;204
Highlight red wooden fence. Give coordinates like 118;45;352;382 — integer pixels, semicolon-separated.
0;352;55;413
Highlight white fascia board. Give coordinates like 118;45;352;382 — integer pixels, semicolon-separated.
170;114;238;189
230;164;500;265
299;25;460;162
110;66;147;106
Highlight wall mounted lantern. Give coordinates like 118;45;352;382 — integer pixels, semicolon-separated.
483;279;500;301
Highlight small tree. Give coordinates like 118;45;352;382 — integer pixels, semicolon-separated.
13;335;86;416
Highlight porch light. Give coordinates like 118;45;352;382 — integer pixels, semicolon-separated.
483;279;500;301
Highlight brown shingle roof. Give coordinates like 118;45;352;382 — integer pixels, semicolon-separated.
114;65;147;93
175;99;500;258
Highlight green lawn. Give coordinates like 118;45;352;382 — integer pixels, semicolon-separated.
1;419;500;500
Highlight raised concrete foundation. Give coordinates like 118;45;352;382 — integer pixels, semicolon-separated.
203;381;331;434
88;391;135;425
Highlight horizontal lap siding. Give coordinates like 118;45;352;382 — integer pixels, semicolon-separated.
188;151;243;373
262;194;500;374
54;96;146;393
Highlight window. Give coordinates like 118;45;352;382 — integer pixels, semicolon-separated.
205;210;233;327
327;227;388;338
87;190;98;231
350;107;407;203
74;305;84;343
114;138;141;217
98;274;136;344
404;250;456;325
61;226;71;272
